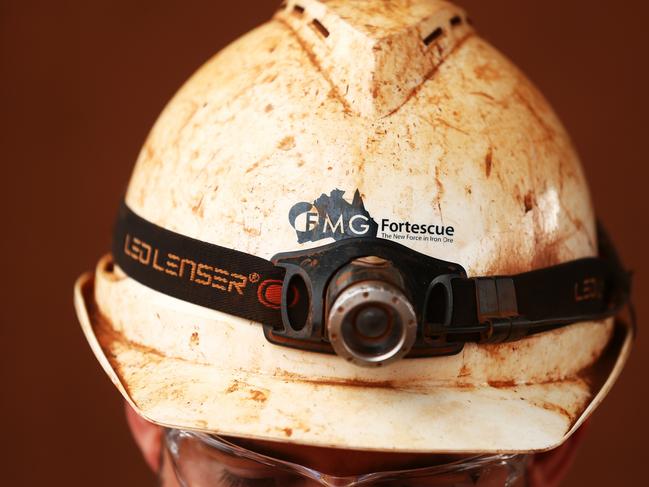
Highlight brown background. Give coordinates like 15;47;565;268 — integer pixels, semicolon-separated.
1;0;647;485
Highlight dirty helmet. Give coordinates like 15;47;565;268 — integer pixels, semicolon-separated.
75;0;634;457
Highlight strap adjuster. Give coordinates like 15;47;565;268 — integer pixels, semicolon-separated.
475;277;518;322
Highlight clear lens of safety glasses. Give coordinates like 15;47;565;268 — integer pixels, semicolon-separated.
165;429;529;487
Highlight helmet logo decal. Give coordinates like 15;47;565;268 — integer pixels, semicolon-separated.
289;189;378;243
289;189;456;245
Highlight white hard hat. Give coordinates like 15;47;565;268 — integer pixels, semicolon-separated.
75;0;633;454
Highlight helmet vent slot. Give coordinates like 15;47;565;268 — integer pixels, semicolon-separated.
450;15;463;27
423;27;444;46
292;4;305;16
311;18;330;38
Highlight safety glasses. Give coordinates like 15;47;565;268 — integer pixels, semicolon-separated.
165;429;528;486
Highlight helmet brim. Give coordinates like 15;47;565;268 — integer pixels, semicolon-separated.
74;266;633;454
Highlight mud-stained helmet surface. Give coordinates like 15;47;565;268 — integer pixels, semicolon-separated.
75;0;634;454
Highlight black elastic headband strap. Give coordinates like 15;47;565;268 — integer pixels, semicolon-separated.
432;223;631;342
112;203;285;327
113;202;630;345
444;256;627;342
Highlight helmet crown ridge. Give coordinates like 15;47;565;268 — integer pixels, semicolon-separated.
276;0;473;117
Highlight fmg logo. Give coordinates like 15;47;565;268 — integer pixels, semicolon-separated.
288;189;378;243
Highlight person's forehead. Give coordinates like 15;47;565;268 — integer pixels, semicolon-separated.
228;436;468;475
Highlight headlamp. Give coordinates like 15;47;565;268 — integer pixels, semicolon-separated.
113;203;632;368
269;237;465;366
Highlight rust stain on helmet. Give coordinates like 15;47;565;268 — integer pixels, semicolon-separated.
473;62;502;82
484;147;493;178
273;368;404;391
523;191;535;213
248;390;268;403
487;379;517;389
277;135;296;151
530;400;574;422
